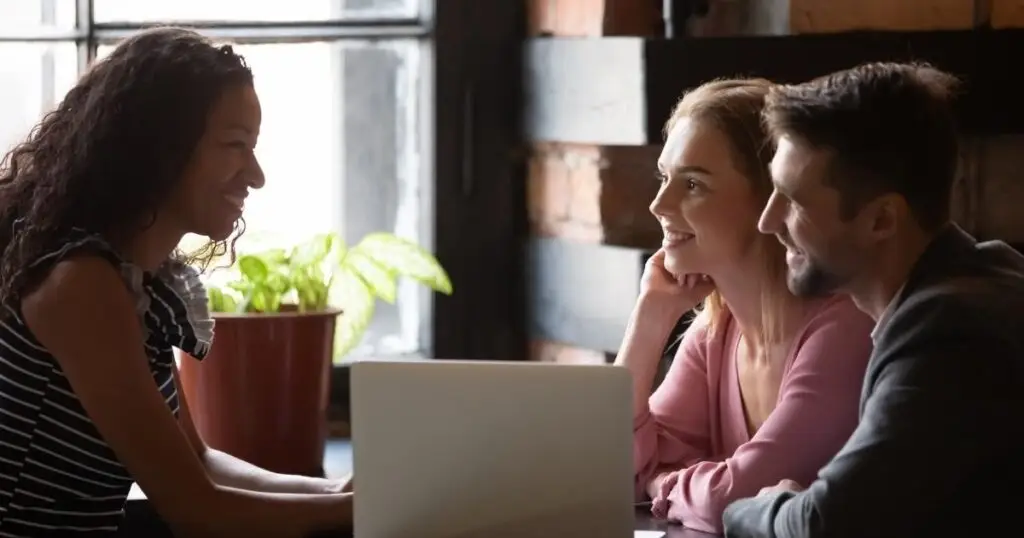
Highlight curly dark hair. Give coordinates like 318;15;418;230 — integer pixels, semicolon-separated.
0;26;253;305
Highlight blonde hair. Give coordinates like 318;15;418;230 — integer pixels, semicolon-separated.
664;78;790;349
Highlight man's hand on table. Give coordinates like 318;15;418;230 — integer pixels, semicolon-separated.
757;478;803;497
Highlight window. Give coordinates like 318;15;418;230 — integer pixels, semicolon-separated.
3;0;431;363
0;1;527;380
0;42;78;155
0;0;77;156
92;0;417;22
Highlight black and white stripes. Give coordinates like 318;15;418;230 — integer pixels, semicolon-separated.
0;234;213;536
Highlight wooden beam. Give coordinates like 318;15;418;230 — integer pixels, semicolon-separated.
991;1;1024;28
526;237;694;355
526;237;648;352
972;135;1024;243
431;0;528;361
525;29;1024;145
525;37;648;145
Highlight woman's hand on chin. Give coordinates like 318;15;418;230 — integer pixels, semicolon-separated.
639;249;715;322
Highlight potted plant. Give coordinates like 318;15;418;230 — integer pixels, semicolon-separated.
178;232;452;476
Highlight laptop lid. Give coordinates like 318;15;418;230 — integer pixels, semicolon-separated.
351;359;635;538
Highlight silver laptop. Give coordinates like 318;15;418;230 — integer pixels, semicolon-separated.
351;359;635;538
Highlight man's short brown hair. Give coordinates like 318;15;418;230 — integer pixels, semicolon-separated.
763;62;960;231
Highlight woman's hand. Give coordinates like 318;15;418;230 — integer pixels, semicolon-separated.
638;249;714;323
647;470;680;520
328;474;353;494
617;249;713;413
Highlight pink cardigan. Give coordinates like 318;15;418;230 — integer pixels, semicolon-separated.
633;296;874;533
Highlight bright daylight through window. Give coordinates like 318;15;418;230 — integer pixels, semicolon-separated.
0;0;431;363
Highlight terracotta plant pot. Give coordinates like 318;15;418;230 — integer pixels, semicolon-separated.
178;307;342;476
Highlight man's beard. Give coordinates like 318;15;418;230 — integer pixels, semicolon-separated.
788;256;846;298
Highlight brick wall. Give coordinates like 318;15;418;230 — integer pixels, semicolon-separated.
686;0;979;36
527;0;660;36
525;0;1024;362
527;143;662;246
525;0;662;361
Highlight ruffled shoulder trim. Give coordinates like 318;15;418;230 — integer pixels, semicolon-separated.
28;231;123;275
31;229;215;360
152;262;215;359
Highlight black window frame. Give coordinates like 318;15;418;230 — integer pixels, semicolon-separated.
1;0;528;413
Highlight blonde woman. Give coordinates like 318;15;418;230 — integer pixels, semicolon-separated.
616;79;874;533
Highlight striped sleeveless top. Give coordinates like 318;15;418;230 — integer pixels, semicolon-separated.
0;232;214;536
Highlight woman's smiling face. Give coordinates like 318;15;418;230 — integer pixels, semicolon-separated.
649;116;766;281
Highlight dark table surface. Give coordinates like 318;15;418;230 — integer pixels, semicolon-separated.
634;509;720;538
124;439;721;537
124;500;717;538
301;511;717;538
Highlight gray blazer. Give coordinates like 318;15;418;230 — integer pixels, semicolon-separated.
722;224;1024;538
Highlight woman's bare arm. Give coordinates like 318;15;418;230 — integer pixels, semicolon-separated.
173;366;344;495
22;257;351;537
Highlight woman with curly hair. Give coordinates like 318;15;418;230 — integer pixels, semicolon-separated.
0;27;351;537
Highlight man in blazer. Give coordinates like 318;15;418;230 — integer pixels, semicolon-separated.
725;62;1024;537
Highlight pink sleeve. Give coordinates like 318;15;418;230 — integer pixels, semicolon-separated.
633;314;714;500
665;300;874;533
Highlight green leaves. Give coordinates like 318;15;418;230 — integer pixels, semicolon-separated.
205;231;453;361
238;255;269;282
351;233;454;296
343;249;397;304
206;287;237;313
291;233;335;267
330;265;376;359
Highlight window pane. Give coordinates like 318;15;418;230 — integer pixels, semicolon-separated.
0;42;79;156
96;40;427;361
94;0;417;23
0;1;77;34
